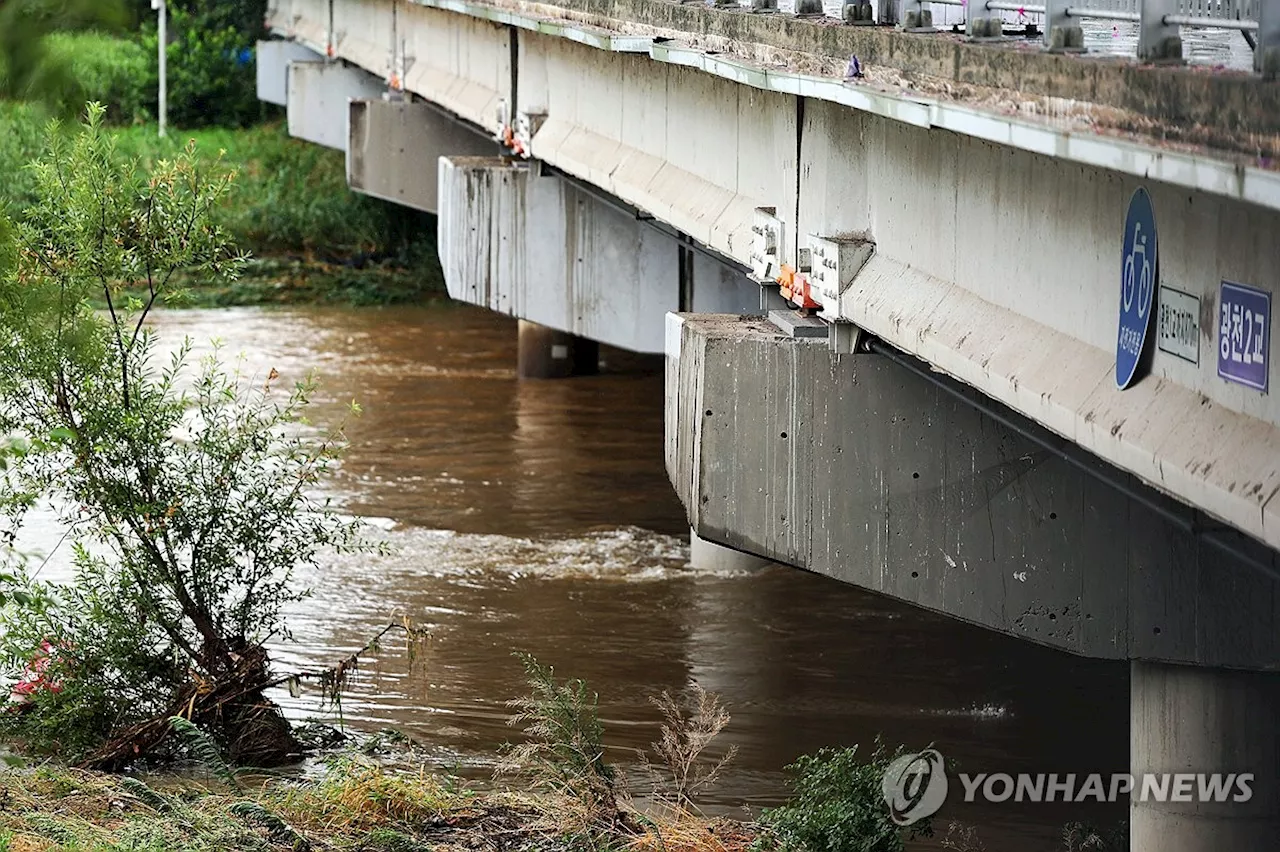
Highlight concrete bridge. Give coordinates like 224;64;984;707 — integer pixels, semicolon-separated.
256;0;1280;847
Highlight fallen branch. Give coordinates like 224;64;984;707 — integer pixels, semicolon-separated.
76;620;430;772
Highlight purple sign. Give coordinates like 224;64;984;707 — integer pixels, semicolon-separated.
1217;280;1271;392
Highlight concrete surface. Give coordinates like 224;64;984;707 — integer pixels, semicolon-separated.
522;0;1280;143
286;60;386;150
256;39;324;106
332;0;394;79
268;0;332;54
1130;661;1280;851
347;98;499;213
400;3;511;133
666;313;1280;670
690;527;772;572
437;157;759;353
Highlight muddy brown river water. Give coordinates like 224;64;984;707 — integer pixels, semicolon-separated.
18;305;1130;850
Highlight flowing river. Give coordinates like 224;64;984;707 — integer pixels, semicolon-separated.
17;304;1130;850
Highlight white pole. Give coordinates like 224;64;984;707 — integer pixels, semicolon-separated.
156;0;167;137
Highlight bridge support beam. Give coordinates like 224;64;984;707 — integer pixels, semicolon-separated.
347;99;497;214
1131;662;1280;851
517;320;599;379
666;313;1280;669
438;157;758;355
286;61;385;151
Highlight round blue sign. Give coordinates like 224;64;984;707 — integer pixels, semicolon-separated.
1116;187;1158;389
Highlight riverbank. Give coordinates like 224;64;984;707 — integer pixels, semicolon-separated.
0;759;754;852
0;101;446;307
143;256;450;308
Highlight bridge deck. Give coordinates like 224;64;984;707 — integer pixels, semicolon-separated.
503;0;1278;157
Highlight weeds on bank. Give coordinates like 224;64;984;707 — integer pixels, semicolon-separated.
640;684;738;809
500;653;618;819
0;650;1031;852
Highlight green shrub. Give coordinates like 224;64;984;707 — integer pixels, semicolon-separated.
757;743;934;852
0;105;444;304
0;0;130;109
108;121;437;261
500;653;619;818
140;6;265;128
0;105;438;263
163;0;268;39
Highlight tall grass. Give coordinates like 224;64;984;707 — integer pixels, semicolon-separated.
40;31;151;124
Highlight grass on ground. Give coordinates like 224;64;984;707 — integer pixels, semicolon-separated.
0;100;446;307
0;760;754;852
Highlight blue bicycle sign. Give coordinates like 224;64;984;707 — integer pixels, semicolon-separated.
1116;187;1159;389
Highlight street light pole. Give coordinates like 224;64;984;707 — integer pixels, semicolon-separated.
152;0;167;137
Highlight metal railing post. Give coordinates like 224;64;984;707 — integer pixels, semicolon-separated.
898;0;929;28
1044;0;1082;48
1138;0;1183;60
1258;0;1280;76
152;0;167;137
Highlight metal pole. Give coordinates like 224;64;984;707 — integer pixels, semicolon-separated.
156;0;167;137
1259;0;1280;76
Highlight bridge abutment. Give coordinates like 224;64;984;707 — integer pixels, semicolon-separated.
1131;661;1280;851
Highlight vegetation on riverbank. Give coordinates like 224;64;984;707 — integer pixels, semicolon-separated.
2;12;448;308
0;104;395;768
0;655;762;852
0;758;757;852
0;100;446;306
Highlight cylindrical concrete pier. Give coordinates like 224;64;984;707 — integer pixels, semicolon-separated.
1130;660;1280;852
517;320;599;379
689;528;771;572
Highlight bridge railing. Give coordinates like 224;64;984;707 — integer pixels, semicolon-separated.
901;0;1275;70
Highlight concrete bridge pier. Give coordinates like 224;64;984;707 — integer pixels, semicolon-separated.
517;320;599;379
667;313;1280;850
689;528;770;573
1130;662;1280;852
437;157;760;360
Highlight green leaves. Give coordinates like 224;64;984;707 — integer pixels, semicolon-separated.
139;5;266;129
756;741;933;852
169;716;242;791
0;106;369;762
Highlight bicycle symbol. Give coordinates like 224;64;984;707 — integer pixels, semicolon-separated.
1122;222;1152;319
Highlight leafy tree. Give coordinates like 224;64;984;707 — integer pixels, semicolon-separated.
0;104;369;765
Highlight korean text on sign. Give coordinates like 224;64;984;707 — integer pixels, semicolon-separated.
1217;281;1271;392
